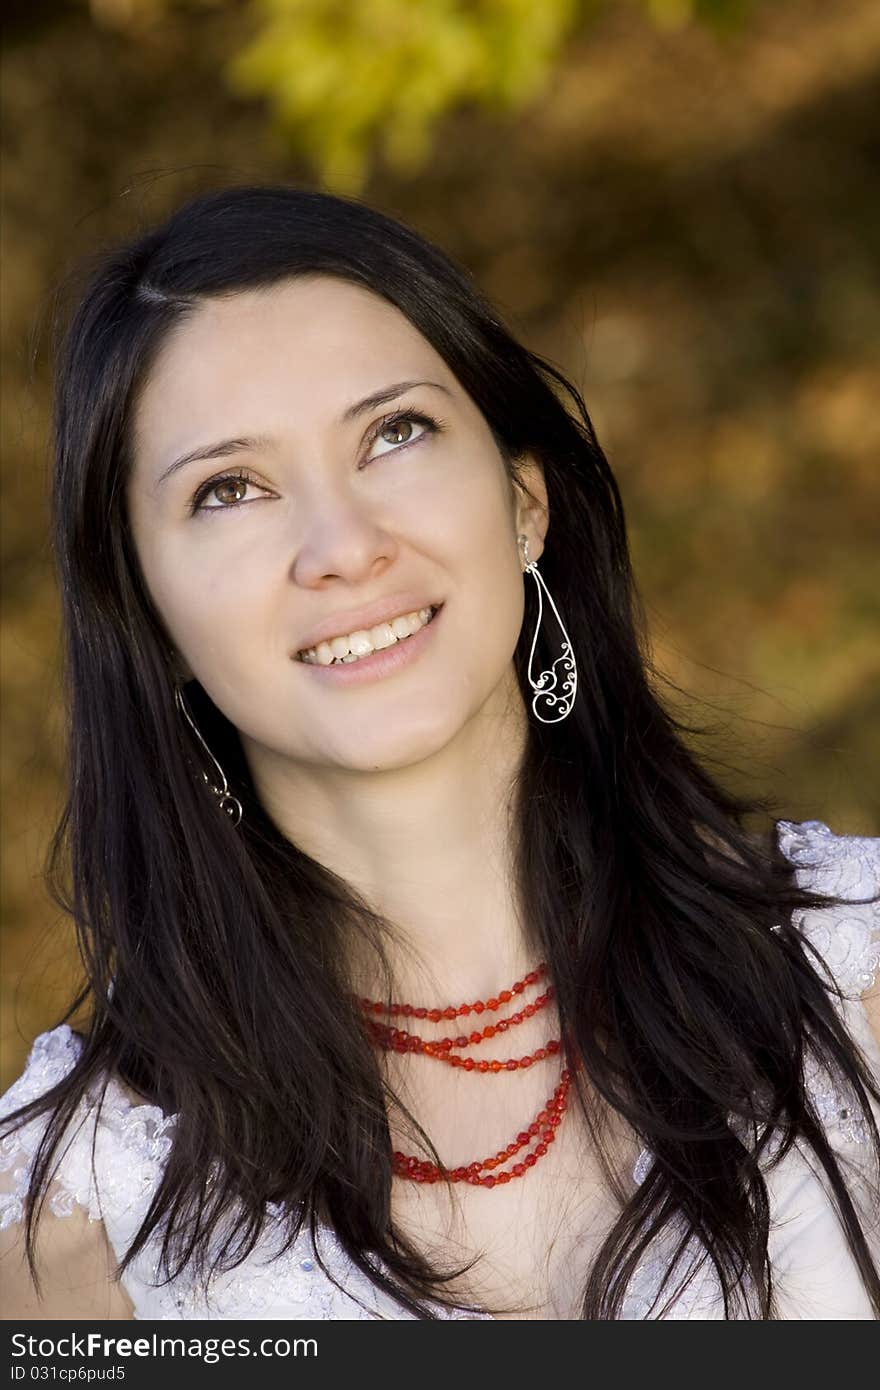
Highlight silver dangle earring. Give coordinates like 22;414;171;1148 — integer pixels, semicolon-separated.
174;685;243;827
518;534;578;724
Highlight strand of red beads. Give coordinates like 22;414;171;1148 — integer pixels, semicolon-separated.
366;1018;561;1071
357;965;546;1021
360;961;571;1190
392;1070;571;1187
365;987;554;1054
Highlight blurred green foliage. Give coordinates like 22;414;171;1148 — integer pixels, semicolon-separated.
228;0;583;187
83;0;761;188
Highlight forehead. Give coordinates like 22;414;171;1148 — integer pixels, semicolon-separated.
132;276;447;463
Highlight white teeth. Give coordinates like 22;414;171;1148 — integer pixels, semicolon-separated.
299;606;436;664
369;622;397;650
347;630;374;657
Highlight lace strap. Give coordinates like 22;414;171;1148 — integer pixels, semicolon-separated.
0;1025;175;1233
631;821;880;1193
775;819;880;1155
778;819;880;998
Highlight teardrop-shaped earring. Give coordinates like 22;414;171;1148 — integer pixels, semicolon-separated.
174;685;243;826
518;535;578;724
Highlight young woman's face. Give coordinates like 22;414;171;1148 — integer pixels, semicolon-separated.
127;275;546;776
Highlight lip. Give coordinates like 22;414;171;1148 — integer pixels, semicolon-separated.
294;593;442;655
294;604;444;686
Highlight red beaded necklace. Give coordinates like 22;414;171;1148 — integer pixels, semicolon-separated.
358;962;572;1189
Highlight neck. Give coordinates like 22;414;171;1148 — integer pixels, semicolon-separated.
245;686;537;1004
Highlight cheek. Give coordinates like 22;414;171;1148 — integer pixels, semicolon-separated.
448;530;527;693
136;528;268;681
408;464;524;664
475;560;527;677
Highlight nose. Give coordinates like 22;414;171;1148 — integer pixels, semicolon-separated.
290;488;399;589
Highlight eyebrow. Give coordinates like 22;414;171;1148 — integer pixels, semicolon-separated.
153;379;452;490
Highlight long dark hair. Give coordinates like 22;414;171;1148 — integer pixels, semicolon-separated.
8;184;880;1318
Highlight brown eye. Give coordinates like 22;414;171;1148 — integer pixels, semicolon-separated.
380;419;416;446
212;478;249;506
191;470;267;515
366;411;436;463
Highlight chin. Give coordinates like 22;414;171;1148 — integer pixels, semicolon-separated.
326;704;466;773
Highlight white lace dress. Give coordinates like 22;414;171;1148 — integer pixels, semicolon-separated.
2;821;878;1320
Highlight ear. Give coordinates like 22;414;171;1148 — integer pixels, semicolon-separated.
511;454;549;563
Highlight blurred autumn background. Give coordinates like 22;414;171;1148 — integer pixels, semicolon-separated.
3;0;879;1086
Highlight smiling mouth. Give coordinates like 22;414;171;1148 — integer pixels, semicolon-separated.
297;605;441;666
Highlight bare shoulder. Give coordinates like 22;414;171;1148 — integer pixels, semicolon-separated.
0;1185;134;1320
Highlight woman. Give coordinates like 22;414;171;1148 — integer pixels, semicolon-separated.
2;185;878;1320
